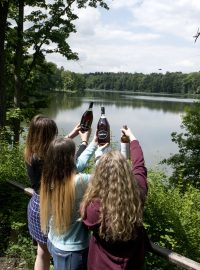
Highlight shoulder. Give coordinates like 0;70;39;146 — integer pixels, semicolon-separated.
74;174;91;193
83;199;101;227
75;173;90;184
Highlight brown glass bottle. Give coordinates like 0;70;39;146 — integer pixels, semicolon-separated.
80;102;93;132
97;106;110;145
121;125;130;159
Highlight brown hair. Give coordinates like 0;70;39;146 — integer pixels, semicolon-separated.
24;115;58;163
81;151;143;241
40;138;76;235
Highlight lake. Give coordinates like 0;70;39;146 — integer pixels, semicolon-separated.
42;92;196;172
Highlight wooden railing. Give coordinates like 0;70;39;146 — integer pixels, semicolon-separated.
7;180;200;270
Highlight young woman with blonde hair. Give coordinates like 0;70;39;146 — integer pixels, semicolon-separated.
24;114;91;270
81;127;149;270
39;135;106;270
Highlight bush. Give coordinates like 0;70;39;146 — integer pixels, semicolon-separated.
0;140;31;262
0;140;28;185
144;170;200;269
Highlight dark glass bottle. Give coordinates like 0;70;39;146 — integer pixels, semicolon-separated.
80;102;93;132
97;106;110;145
121;125;130;159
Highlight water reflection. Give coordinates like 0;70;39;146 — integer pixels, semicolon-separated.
41;92;194;170
85;92;193;113
124;95;195;103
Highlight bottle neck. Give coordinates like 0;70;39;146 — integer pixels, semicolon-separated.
101;107;105;116
89;102;93;109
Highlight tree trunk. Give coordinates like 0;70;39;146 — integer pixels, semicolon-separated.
0;1;9;128
13;0;24;143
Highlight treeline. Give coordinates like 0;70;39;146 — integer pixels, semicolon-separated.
43;68;200;95
5;63;200;98
83;71;200;94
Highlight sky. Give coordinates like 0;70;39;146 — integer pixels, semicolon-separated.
44;0;200;74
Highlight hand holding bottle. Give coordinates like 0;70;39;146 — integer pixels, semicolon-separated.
92;130;109;150
80;102;93;132
121;127;137;142
94;127;110;163
97;106;110;145
65;123;81;139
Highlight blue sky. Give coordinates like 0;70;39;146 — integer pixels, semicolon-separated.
44;0;200;74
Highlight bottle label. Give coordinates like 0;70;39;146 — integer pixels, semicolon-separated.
98;130;108;140
121;143;130;159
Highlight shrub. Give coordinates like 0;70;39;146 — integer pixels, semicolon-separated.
0;140;28;185
144;170;200;269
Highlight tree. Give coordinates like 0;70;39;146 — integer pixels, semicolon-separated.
2;0;109;142
162;101;200;189
0;0;9;128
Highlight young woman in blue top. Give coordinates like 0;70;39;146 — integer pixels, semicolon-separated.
39;135;107;270
24;114;91;270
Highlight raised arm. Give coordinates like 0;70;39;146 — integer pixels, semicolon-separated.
121;127;148;200
130;140;148;197
76;134;97;172
76;129;92;159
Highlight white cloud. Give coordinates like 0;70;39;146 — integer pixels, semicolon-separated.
129;0;200;40
44;0;200;74
74;8;101;36
110;0;143;9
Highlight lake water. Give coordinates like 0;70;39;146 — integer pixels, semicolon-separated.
42;92;196;172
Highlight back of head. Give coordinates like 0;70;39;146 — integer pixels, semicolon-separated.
24;115;58;162
40;138;76;234
42;137;76;185
82;150;142;241
92;150;135;195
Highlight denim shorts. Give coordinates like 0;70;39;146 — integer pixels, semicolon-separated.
47;239;88;270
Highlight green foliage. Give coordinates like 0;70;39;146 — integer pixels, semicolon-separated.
0;138;32;266
144;170;200;269
84;71;200;95
162;101;200;189
0;140;28;184
6;223;36;269
5;0;109;91
61;70;86;92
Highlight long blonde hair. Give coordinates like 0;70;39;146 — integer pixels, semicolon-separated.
24;115;58;163
40;138;76;235
81;151;143;241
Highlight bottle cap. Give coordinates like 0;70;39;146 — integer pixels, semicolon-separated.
101;106;105;114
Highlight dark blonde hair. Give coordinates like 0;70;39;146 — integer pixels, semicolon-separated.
40;138;76;235
24;115;58;163
81;151;143;241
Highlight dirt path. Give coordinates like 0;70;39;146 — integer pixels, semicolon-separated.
0;257;27;270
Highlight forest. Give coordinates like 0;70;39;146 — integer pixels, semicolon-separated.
21;66;200;95
54;69;200;95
